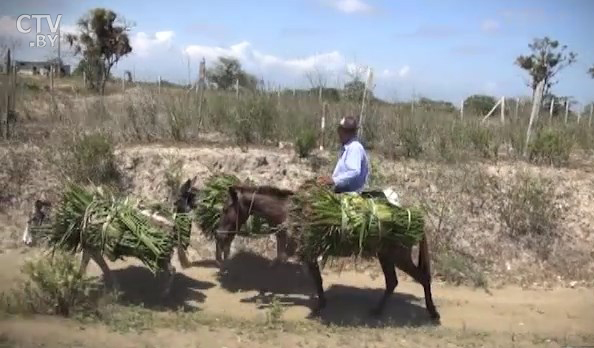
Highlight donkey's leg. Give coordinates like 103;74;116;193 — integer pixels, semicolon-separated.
371;251;398;316
79;249;92;275
160;262;176;297
306;260;326;314
270;229;288;267
89;250;119;291
177;246;191;269
393;252;440;320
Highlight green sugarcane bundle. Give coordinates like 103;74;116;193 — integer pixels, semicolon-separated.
194;173;275;239
173;212;192;250
32;182;177;274
289;184;425;262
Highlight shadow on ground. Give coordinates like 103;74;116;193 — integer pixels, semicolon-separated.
217;251;437;328
217;251;312;295
108;266;216;311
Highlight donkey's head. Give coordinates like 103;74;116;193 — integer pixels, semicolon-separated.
22;199;52;246
175;176;199;214
215;186;249;265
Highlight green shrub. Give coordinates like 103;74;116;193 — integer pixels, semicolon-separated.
528;128;572;167
467;125;498;159
434;251;488;289
498;173;559;259
399;121;423;159
295;128;317;158
62;133;121;187
0;252;101;316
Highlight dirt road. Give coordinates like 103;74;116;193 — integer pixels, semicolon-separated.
1;248;593;348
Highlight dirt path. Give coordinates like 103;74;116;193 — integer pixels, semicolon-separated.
1;248;593;347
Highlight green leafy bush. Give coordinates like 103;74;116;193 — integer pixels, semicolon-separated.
1;252;101;316
295;128;317;158
528;128;572;167
62;133;121;187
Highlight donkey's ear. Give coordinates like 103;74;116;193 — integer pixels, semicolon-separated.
34;199;44;211
190;175;198;186
228;186;239;203
179;179;192;194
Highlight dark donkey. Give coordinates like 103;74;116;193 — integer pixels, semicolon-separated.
176;179;294;267
215;184;441;321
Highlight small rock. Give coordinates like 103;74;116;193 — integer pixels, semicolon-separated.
569;281;578;288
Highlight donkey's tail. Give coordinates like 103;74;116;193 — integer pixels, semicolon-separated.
418;234;431;279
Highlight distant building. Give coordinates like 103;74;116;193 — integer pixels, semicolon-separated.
8;59;70;77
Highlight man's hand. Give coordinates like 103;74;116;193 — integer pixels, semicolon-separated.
317;176;334;186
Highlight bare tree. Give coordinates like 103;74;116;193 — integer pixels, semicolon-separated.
516;37;577;97
305;66;329;90
589;65;594;79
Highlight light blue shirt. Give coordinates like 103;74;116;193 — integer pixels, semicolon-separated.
332;138;369;193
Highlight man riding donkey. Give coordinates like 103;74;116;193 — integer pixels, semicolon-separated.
277;115;369;265
212;114;440;320
317;115;370;194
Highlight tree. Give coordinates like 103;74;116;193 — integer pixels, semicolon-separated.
464;94;497;116
589;65;594;78
66;8;132;94
516;37;577;97
207;56;257;90
343;79;371;102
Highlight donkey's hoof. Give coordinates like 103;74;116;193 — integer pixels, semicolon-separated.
430;310;441;323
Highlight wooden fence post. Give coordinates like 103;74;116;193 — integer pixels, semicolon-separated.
320;102;327;151
460;99;464;119
357;67;373;139
589;104;593;128
500;96;505;123
515;97;520;120
158;75;161;94
482;97;503;123
524;80;545;158
564;100;569;124
3;49;11;139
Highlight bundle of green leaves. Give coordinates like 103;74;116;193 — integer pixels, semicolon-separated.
288;184;425;262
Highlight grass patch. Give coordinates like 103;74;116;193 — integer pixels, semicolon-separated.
0;252;102;317
57;132;122;188
434;251;488;289
528;128;573;167
498;172;560;259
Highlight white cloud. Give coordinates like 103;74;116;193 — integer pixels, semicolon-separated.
481;19;500;33
381;65;410;79
184;41;347;76
324;0;374;14
131;30;175;57
398;65;410;77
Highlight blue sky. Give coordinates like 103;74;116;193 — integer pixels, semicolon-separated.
1;0;593;105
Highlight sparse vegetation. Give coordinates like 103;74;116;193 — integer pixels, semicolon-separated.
265;295;285;327
295;128;317;158
0;148;34;206
498;172;560;259
58;132;122;188
0;252;101;317
528;128;573;166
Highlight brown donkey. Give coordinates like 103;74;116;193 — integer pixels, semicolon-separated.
215;184;441;321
